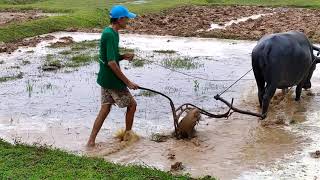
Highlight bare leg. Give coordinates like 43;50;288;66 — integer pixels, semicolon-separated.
125;99;137;131
87;104;112;147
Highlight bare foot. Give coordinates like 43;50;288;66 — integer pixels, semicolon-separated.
86;141;95;148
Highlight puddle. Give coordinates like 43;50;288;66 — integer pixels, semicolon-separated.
207;13;274;31
1;32;320;179
117;0;148;5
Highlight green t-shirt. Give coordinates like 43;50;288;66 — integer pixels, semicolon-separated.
97;27;126;90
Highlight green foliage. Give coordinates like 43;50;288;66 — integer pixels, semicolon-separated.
131;58;146;67
154;50;176;54
162;57;203;70
70;40;99;51
0;72;23;82
0;139;216;179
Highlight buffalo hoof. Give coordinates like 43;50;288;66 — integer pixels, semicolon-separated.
260;113;267;120
303;82;311;90
295;97;301;101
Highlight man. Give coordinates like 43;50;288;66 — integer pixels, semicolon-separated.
87;5;139;147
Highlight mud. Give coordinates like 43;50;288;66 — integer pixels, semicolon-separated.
128;5;320;43
2;5;320;56
0;9;65;27
0;35;55;53
310;150;320;158
118;0;148;5
48;36;74;48
128;5;273;37
1;33;320;179
0;11;47;26
170;161;184;171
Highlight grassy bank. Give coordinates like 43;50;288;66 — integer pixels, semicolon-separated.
0;0;203;43
0;139;214;179
1;0;320;43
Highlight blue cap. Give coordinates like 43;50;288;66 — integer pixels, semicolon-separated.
109;5;136;19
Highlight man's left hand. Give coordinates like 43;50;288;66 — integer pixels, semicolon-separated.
122;53;134;61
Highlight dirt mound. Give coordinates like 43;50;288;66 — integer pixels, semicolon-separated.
0;11;47;26
48;36;74;48
0;35;55;53
202;8;320;42
127;5;274;37
128;5;320;43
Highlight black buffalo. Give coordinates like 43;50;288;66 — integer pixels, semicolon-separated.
252;31;320;118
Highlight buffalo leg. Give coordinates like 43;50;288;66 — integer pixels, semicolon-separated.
282;88;288;95
295;83;303;101
261;83;277;118
253;69;265;108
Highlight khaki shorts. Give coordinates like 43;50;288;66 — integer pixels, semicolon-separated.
101;87;134;108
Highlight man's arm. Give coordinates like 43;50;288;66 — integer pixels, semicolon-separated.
119;53;134;61
108;61;138;89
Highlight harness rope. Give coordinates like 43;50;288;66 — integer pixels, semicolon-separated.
135;55;254;82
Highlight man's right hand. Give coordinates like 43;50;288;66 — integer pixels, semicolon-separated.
127;81;139;90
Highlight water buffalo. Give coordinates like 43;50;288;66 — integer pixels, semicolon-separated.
252;31;320;119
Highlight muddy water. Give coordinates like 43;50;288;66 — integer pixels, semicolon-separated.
117;0;148;5
0;33;320;179
208;13;274;31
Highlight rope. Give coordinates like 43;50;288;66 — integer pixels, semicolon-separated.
218;68;253;96
134;54;255;99
134;56;254;82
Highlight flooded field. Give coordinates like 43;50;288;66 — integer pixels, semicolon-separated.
0;32;320;179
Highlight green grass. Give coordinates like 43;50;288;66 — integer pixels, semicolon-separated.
131;58;147;67
59;49;72;55
138;90;158;97
70;40;99;51
44;40;100;69
162;58;203;70
120;47;135;54
0;139;215;179
65;54;96;67
150;133;170;142
22;60;31;65
0;72;23;82
25;79;33;97
43;54;62;68
25;50;34;53
154;50;177;54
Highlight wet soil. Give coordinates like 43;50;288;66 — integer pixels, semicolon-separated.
48;36;74;48
128;5;320;43
310;150;320;158
3;5;320;55
0;11;48;26
0;35;55;53
1;32;320;179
